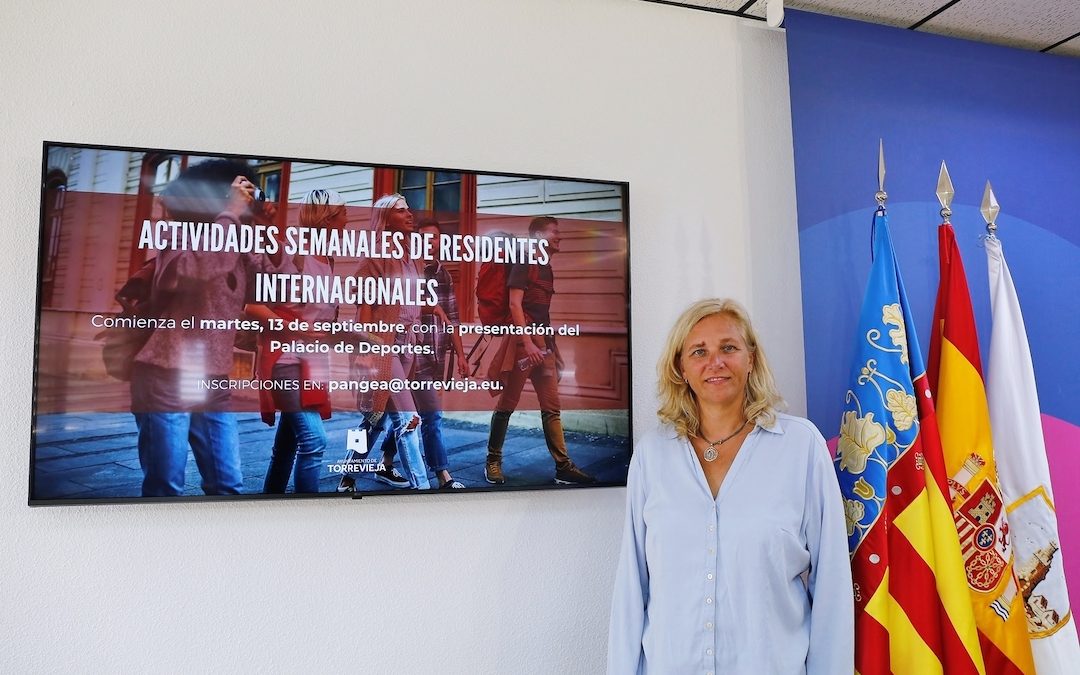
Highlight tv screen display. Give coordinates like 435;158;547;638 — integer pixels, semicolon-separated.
31;142;631;503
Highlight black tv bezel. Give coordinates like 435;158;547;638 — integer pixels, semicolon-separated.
29;140;633;506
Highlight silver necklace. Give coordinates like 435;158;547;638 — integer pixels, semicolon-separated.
699;419;749;462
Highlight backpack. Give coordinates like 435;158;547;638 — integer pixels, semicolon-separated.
97;254;264;380
97;257;160;381
476;259;513;326
475;233;536;326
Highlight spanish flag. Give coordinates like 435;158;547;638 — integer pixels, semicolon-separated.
928;220;1036;675
837;209;984;674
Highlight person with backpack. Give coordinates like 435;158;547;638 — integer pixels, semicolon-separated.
483;216;597;486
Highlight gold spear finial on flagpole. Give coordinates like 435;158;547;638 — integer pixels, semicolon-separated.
981;181;1000;237
936;161;954;223
876;139;887;210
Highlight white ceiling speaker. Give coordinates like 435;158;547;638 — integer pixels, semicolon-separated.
766;0;784;28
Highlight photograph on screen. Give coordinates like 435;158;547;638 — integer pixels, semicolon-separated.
31;142;631;503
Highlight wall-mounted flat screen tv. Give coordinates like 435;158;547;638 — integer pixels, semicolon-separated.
31;142;631;504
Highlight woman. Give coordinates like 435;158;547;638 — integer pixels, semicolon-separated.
340;193;431;490
251;189;347;494
375;216;470;489
608;299;852;674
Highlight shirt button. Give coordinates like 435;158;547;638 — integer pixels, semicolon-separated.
708;525;715;532
705;597;713;604
707;573;714;580
707;547;715;554
705;622;713;630
706;649;713;656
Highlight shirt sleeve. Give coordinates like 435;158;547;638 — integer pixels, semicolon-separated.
441;267;460;325
607;444;649;675
801;426;855;675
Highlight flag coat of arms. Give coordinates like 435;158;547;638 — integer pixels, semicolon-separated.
928;222;1036;675
836;210;984;675
984;234;1079;675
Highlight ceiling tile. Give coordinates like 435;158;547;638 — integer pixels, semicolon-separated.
744;0;766;19
635;0;1080;59
784;1;948;29
917;0;1080;52
1049;34;1080;57
657;0;759;12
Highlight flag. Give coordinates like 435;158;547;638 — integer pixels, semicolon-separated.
837;209;985;675
928;221;1035;674
985;234;1079;674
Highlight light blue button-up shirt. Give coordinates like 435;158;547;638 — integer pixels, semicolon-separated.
608;413;854;674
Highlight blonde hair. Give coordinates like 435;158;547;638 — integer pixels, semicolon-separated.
299;188;346;230
370;193;406;234
657;298;784;438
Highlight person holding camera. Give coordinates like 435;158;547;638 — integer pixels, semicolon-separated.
131;159;273;497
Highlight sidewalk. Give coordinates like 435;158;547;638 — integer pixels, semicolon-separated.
31;411;631;501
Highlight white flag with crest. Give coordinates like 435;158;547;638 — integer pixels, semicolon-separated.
985;235;1079;673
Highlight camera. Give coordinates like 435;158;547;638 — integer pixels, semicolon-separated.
251;187;267;215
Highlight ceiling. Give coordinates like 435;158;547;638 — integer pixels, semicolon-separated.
643;0;1080;57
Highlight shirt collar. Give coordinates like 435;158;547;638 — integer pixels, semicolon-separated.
756;415;783;435
664;412;783;440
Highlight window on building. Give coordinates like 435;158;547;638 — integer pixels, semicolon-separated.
41;170;67;306
399;169;462;235
255;162;282;201
152;157;181;192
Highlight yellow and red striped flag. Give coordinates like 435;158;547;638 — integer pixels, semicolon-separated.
836;209;985;674
928;220;1036;675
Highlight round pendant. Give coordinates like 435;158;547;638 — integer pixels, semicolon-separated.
703;445;718;462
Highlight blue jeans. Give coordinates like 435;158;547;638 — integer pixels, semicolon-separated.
380;409;448;474
262;362;328;493
135;412;243;496
370;408;430;489
381;366;449;476
264;410;326;493
132;365;243;496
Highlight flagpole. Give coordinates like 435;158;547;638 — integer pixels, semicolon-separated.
875;138;887;211
936;161;954;224
982;181;1000;237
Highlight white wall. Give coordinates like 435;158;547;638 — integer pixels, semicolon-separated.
0;0;803;672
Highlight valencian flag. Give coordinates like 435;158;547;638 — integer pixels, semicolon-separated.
985;234;1079;674
837;209;984;675
927;219;1036;674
